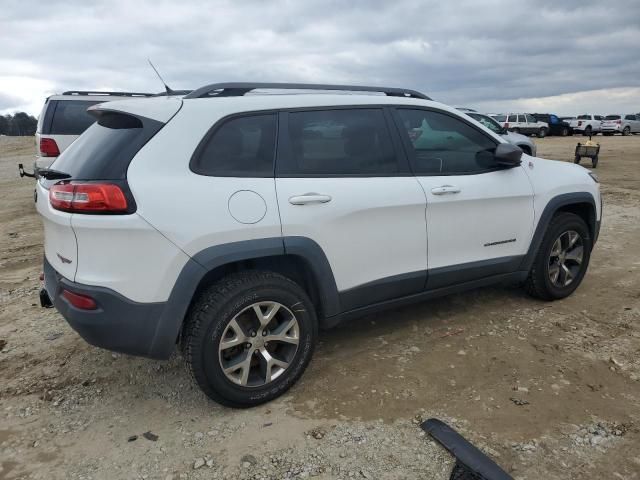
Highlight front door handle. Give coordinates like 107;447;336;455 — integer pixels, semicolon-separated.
431;185;461;195
288;193;332;205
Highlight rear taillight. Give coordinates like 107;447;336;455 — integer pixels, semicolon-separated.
616;119;621;124
49;182;128;213
62;289;97;310
504;123;509;129
40;138;60;157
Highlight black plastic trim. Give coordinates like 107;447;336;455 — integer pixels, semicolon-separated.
325;271;528;328
422;419;514;480
339;270;426;312
519;192;597;272
428;256;524;290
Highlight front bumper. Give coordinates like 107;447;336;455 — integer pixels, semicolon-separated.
43;257;173;359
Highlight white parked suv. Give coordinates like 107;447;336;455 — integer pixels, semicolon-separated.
34;91;153;170
569;115;603;136
601;114;640;135
491;113;549;137
36;83;602;407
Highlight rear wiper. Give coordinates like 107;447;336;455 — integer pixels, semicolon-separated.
36;168;72;180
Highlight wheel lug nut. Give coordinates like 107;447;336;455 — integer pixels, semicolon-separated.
262;330;267;336
250;331;256;337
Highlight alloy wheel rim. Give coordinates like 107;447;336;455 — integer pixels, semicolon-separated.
218;301;300;387
548;230;584;287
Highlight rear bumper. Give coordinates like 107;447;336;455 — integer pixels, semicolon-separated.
43;257;174;359
601;126;621;132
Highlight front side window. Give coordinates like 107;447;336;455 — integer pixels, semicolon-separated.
284;109;398;175
192;114;276;176
396;109;498;175
493;115;506;122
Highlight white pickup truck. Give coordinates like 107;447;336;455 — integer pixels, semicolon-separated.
570;115;603;136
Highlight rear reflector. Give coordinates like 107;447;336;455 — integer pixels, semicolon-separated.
40;138;60;157
50;182;128;213
62;289;97;310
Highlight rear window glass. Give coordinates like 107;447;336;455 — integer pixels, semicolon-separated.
191;114;277;177
44;112;161;185
605;115;621;120
577;115;590;120
493;115;506;122
50;100;103;135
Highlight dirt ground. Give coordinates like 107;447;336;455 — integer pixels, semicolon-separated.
1;134;639;480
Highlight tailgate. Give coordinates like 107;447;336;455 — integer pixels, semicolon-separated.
36;181;78;280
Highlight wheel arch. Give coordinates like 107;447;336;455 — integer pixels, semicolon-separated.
148;237;340;359
520;193;598;273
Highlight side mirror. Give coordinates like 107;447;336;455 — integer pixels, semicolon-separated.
494;143;523;167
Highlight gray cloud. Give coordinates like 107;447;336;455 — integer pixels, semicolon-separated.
1;0;639;115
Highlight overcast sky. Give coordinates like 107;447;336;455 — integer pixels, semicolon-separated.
1;0;639;116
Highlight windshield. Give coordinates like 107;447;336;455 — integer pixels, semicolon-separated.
469;113;502;134
492;115;506;122
605;115;621;120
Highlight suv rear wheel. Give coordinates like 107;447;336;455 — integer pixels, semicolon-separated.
537;127;547;138
583;126;592;136
524;213;592;300
182;271;317;408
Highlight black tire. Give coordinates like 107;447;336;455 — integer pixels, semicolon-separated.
622;126;631;136
574;155;581;164
182;271;317;408
524;213;592;301
537;127;547;138
583;126;592;136
592;156;598;168
512;127;520;134
561;127;569;137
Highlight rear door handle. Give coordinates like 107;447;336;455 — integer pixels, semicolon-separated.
431;185;461;195
288;193;332;205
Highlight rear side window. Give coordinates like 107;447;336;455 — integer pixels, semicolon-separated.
577;115;590;120
625;115;636;120
525;114;536;123
605;115;621;120
507;114;517;122
49;100;103;135
283;109;398;175
192;114;276;177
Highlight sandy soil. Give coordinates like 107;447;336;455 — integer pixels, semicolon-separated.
1;134;639;479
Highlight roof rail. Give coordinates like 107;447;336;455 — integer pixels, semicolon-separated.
62;91;155;97
183;82;431;100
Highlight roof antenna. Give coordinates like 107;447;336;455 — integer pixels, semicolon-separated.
148;59;174;95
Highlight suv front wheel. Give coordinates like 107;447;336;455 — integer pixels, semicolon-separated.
182;271;317;408
524;213;592;300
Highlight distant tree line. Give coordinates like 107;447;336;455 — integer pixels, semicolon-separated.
0;113;38;136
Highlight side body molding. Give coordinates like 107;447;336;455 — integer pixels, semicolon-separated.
519;192;597;272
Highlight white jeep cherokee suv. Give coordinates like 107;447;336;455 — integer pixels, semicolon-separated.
36;83;601;407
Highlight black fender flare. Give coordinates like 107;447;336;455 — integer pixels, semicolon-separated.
519;192;598;273
148;237;340;358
